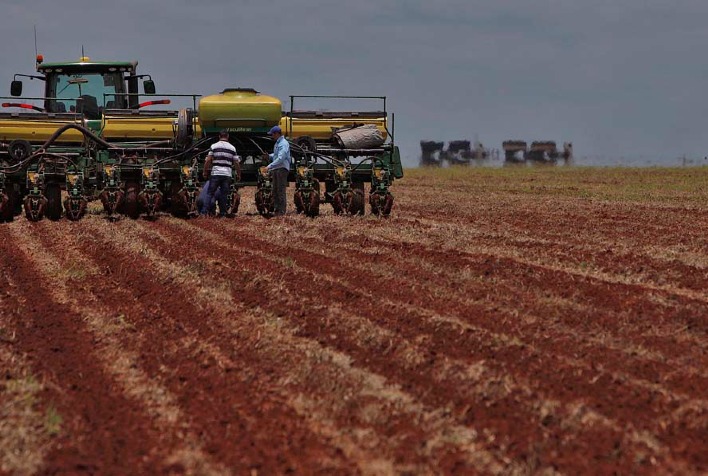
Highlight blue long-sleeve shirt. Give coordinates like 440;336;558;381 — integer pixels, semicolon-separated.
267;136;291;171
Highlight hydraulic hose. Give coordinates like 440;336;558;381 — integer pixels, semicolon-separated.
3;124;114;172
40;123;118;151
1;124;121;172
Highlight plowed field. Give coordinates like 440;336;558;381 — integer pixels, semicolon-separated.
1;167;706;475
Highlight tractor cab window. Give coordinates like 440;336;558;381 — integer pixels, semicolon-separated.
47;72;126;118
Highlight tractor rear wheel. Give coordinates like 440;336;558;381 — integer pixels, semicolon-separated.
45;183;62;221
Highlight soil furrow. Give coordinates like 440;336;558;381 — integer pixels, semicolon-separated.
2;168;704;474
339;220;708;356
393;212;708;291
249;222;708;393
118;218;518;474
199;218;704;404
397;188;708;253
14;220;229;476
0;346;50;476
191;217;706;471
152;218;692;473
0;226;170;475
358;216;708;304
64;219;359;475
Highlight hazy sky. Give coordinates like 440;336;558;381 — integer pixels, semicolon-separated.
2;1;707;165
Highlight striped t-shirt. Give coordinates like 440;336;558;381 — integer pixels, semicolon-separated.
209;140;239;177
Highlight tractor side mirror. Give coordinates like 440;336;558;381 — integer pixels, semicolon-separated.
10;80;22;97
143;80;156;95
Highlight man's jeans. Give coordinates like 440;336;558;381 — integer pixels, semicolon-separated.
203;175;231;216
272;168;288;215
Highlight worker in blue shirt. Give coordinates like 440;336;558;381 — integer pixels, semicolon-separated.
265;125;291;216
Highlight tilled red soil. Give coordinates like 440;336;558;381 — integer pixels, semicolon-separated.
1;168;706;475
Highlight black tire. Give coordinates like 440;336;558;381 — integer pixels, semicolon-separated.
306;190;320;218
45;183;62;221
369;193;380;216
332;191;345;215
8;139;33;164
64;197;86;221
306;179;320;217
370;193;394;217
175;108;193;149
24;195;47;222
295;136;318;154
324;180;336;204
13;186;23;216
349;182;365;215
255;190;274;217
122;182;141;219
294;190;305;214
0;190;13;222
231;191;241;215
349;190;365;215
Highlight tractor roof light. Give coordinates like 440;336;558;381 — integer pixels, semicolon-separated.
36;54;44;64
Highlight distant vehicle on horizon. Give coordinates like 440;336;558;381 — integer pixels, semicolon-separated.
419;139;490;166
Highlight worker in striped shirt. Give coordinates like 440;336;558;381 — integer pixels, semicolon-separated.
201;130;239;217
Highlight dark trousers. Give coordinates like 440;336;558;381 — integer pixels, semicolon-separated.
272;168;288;215
204;175;231;216
198;179;224;215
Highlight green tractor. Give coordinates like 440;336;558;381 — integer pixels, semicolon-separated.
0;55;403;222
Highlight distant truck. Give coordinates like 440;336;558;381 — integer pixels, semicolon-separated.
444;140;488;163
419;139;488;166
419;140;445;166
502;140;527;162
502;140;573;164
527;141;559;162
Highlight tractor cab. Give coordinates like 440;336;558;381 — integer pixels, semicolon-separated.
5;56;184;143
10;56;156;118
